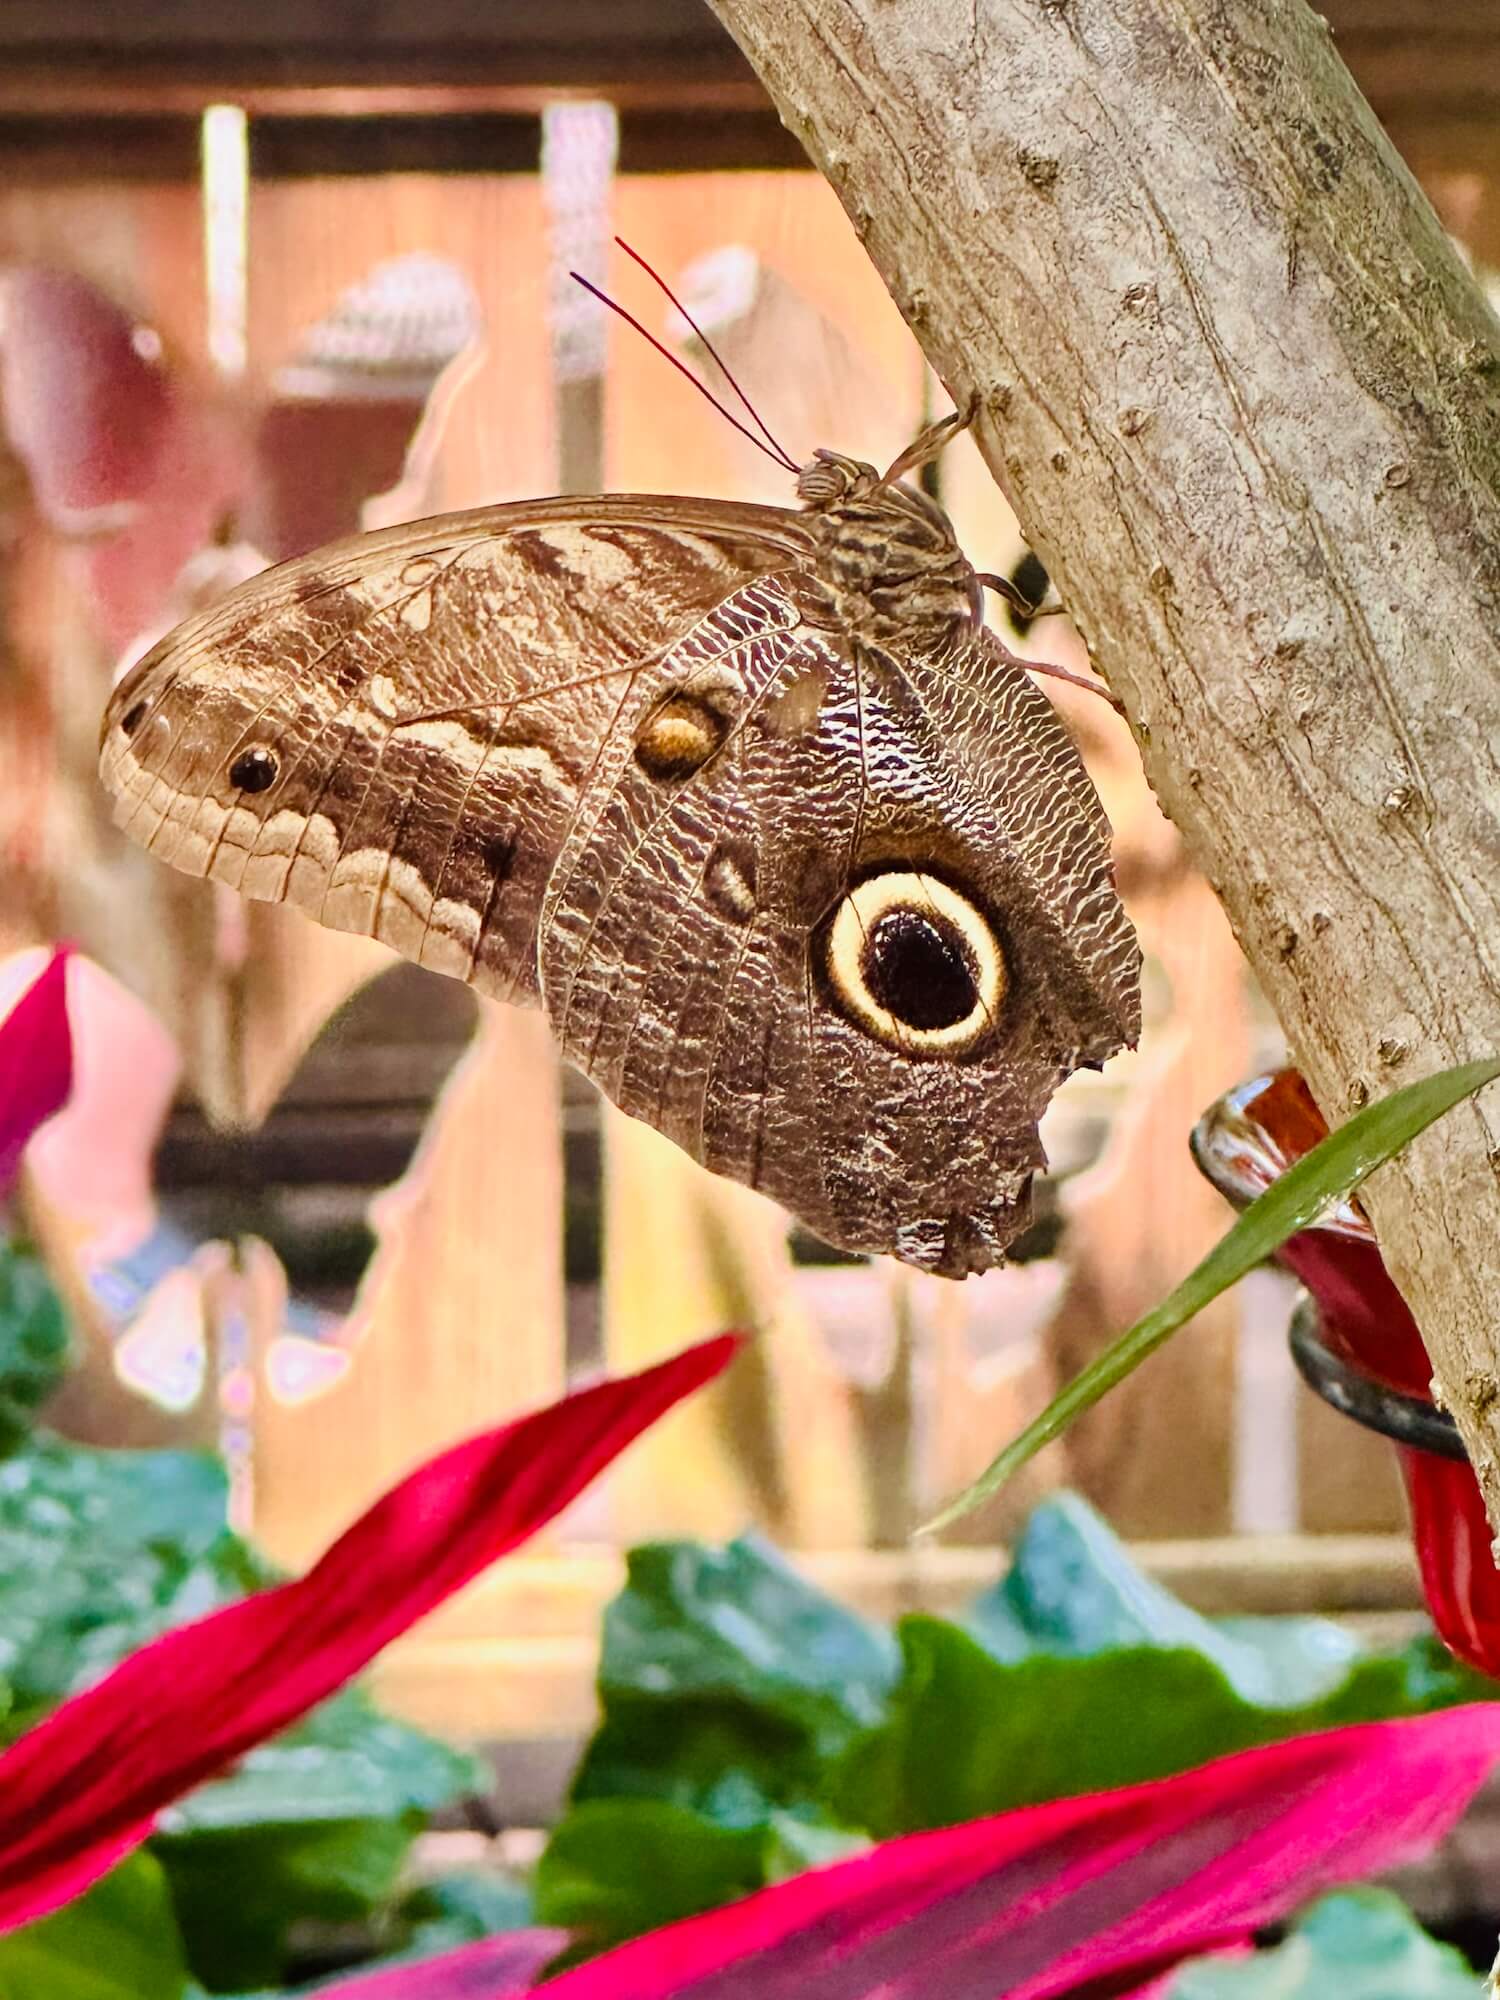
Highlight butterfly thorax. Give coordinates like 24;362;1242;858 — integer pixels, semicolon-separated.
796;448;978;648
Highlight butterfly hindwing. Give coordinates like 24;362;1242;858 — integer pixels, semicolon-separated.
535;580;1138;1271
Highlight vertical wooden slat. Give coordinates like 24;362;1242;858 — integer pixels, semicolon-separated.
1298;1386;1407;1534
1040;870;1252;1536
236;169;570;1566
602;1111;868;1546
250;1004;565;1568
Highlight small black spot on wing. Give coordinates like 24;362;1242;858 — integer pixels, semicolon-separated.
229;746;279;794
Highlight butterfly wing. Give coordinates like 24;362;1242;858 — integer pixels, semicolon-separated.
100;493;1137;1277
537;584;1140;1276
100;497;810;1006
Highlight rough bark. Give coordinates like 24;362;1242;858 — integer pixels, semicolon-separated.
702;0;1500;1529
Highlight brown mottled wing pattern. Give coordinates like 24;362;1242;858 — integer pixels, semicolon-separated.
100;467;1140;1278
537;587;1139;1275
101;497;810;1006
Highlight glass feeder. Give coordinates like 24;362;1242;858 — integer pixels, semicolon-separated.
1191;1069;1500;1679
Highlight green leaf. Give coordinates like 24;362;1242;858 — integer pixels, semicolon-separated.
0;1854;189;1999
966;1495;1362;1706
594;1535;897;1744
390;1869;535;1959
573;1700;817;1826
0;1436;260;1734
763;1812;870;1882
1164;1888;1480;1996
830;1615;1498;1836
926;1054;1500;1530
570;1534;897;1822
154;1690;476;1990
158;1816;416;1991
161;1688;478;1833
0;1241;71;1458
535;1801;769;1955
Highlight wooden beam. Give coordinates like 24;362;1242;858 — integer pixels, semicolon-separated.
0;0;1492;136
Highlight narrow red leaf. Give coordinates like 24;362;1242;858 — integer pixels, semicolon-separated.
312;1930;568;1997
0;1333;740;1932
0;948;73;1195
526;1705;1500;1999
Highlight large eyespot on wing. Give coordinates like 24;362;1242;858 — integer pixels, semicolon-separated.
769;631;1138;1279
820;869;1006;1057
901;629;1142;1059
98;496;810;1006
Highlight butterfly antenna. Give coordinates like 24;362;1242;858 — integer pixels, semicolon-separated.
613;238;797;471
569;272;796;473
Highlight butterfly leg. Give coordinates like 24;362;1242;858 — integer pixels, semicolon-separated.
979;615;1125;714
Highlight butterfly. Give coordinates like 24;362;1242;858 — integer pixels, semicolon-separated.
98;248;1140;1278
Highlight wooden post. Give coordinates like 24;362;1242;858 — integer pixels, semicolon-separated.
703;0;1500;1527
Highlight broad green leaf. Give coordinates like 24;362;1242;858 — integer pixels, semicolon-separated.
1164;1887;1479;1996
573;1700;816;1826
389;1869;535;1960
0;1430;476;1991
159;1816;416;1991
926;1054;1500;1530
0;1854;189;1999
570;1534;897;1821
160;1689;477;1833
830;1614;1498;1836
763;1813;869;1882
0;1241;70;1457
0;1436;258;1733
535;1801;768;1955
966;1494;1362;1706
592;1535;896;1743
154;1690;476;1990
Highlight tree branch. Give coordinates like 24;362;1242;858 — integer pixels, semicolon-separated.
703;0;1500;1526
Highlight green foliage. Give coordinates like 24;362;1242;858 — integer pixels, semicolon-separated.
0;1240;71;1460
536;1801;769;1953
155;1690;479;1990
544;1501;1498;1956
388;1869;535;1962
0;1855;191;2000
0;1435;260;1745
571;1534;898;1824
1163;1889;1481;1996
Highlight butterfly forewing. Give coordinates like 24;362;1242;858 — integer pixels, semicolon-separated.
102;498;809;1005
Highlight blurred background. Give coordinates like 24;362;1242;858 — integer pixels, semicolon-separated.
2;0;1496;1791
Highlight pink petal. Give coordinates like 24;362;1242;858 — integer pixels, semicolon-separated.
312;1931;567;1997
0;948;73;1195
22;952;179;1261
0;1333;740;1932
0;268;247;649
530;1705;1500;1999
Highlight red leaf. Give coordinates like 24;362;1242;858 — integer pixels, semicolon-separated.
0;1333;740;1932
521;1706;1500;1999
313;1931;568;1997
0;948;73;1195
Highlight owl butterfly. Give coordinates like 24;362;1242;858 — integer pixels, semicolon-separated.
100;248;1140;1278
